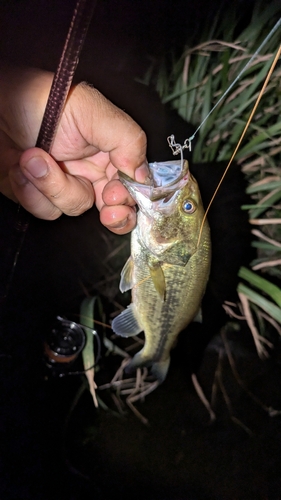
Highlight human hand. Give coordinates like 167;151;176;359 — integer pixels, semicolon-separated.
0;66;148;234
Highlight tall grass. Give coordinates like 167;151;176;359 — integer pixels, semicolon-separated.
147;0;281;353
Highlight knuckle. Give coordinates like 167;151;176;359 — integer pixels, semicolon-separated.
46;178;94;216
65;191;94;216
43;208;62;220
138;128;147;147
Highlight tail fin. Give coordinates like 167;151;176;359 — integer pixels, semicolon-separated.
151;357;170;383
125;352;170;383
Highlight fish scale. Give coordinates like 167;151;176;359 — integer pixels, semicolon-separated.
131;227;210;371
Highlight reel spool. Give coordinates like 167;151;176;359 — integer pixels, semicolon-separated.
44;316;86;373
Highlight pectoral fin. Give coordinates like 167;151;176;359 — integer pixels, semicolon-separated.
119;257;134;293
148;261;166;301
111;304;143;338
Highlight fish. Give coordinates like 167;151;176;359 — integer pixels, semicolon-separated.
111;159;211;382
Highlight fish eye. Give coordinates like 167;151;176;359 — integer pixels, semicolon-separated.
182;199;196;214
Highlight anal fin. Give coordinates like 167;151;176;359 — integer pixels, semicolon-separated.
111;303;143;338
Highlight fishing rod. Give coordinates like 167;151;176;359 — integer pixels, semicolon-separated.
3;0;97;300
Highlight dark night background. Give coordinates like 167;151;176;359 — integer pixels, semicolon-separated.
0;1;281;499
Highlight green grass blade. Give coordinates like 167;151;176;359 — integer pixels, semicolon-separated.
238;282;281;323
238;266;281;307
80;296;102;407
247;180;281;194
250;190;281;219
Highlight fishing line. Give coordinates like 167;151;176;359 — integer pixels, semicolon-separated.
187;16;281;148
197;43;281;247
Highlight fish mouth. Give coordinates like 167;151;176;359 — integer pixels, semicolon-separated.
119;160;190;217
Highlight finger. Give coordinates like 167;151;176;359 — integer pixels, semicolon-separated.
17;148;95;218
100;204;137;235
66;84;149;180
9;165;62;219
102;179;136;207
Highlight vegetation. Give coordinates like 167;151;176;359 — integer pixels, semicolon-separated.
146;0;281;354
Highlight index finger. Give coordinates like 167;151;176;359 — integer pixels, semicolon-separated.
65;83;149;181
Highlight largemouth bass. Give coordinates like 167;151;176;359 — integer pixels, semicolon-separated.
112;159;211;382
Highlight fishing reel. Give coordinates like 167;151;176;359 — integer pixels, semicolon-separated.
44;315;96;377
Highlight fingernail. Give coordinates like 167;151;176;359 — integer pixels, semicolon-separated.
107;217;128;229
24;156;48;178
10;166;28;186
135;161;150;183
